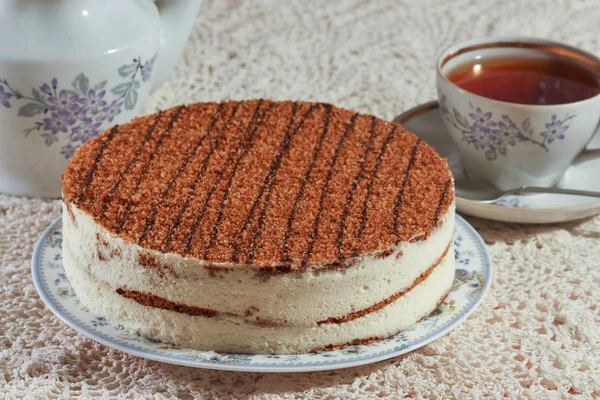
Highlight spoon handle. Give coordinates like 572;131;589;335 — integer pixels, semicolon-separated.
505;186;600;198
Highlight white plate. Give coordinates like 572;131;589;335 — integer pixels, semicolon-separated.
32;216;491;372
395;101;600;224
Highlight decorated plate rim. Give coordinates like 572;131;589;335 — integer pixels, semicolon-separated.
32;215;492;372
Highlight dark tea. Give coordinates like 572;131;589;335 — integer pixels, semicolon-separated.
446;55;600;105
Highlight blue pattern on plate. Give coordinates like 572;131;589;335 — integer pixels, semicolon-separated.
31;215;492;372
495;196;528;208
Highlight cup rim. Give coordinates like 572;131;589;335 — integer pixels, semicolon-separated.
436;36;600;108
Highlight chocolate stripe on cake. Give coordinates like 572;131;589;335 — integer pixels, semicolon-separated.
230;102;301;263
138;102;239;246
97;112;164;219
182;102;270;250
317;242;451;325
115;105;187;234
231;103;310;262
433;179;452;226
301;112;359;267
231;102;320;263
335;115;377;261
183;102;275;256
353;124;399;257
204;103;275;258
392;138;421;239
163;102;265;253
74;125;120;205
245;103;311;263
281;104;333;263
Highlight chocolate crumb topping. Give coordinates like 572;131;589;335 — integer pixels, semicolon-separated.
62;100;453;268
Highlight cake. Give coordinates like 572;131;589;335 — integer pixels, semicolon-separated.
61;100;455;354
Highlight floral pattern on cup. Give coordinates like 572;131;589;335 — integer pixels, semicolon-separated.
439;94;576;162
0;55;157;159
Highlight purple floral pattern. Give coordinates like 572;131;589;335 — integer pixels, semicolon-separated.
141;55;157;83
0;55;157;159
540;115;569;144
0;86;12;108
439;93;575;161
78;89;107;115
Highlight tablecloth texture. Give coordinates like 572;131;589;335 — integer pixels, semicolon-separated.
2;1;600;398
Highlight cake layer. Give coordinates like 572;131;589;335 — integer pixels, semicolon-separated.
63;202;455;325
62;239;455;354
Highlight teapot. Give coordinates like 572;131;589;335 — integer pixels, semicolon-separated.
0;0;203;197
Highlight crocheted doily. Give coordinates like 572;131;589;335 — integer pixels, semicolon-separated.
1;0;599;398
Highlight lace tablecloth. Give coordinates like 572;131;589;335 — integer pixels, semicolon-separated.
2;1;599;398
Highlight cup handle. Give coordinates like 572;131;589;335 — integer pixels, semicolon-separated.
583;118;600;152
576;123;600;164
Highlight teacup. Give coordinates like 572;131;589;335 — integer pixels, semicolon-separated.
436;37;600;191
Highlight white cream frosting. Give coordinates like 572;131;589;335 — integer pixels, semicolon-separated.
63;239;454;354
62;200;455;354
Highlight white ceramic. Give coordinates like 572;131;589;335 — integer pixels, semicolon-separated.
436;37;600;191
395;101;600;224
32;215;492;372
0;0;203;198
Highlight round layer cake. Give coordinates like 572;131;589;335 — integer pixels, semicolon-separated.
61;100;455;354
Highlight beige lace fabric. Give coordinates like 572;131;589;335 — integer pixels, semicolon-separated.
2;0;600;398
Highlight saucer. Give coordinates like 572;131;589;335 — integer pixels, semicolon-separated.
394;101;600;224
